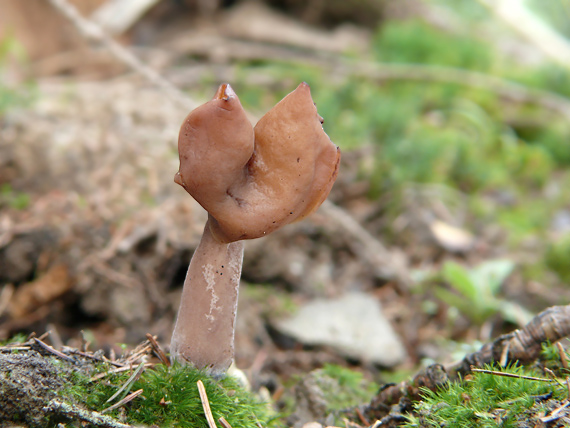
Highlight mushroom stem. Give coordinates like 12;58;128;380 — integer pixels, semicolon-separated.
170;218;244;378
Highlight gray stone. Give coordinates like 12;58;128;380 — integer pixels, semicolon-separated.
275;292;407;367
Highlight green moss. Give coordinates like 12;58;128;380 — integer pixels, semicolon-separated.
60;363;279;428
0;36;35;116
405;364;566;428
0;184;31;210
319;364;378;410
372;20;493;71
60;361;119;411
130;364;276;428
495;202;548;244
241;283;298;318
280;364;378;425
0;333;28;345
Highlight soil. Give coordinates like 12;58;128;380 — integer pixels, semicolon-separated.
0;350;67;426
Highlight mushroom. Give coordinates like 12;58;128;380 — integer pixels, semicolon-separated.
170;82;340;378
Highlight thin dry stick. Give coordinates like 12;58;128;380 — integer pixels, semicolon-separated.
320;200;411;286
106;362;146;403
124;341;153;364
34;338;75;362
102;389;144;414
90;363;154;382
64;347;125;368
46;0;198;112
0;346;30;352
37;331;51;341
544;367;558;380
45;399;136;428
146;333;170;366
470;367;553;382
197;380;218;428
499;341;510;367
355;407;370;426
167;35;570;120
218;417;233;428
557;342;569;369
540;399;570;423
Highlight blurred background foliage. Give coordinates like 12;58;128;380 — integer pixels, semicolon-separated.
202;0;570;320
230;15;570;252
1;0;570;355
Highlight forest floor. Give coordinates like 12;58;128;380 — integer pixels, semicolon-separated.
2;1;570;427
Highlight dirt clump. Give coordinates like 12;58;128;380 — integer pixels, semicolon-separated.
0;350;69;426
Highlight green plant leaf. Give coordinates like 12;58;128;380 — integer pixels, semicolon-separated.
434;287;496;325
441;261;477;302
499;301;534;327
469;259;515;296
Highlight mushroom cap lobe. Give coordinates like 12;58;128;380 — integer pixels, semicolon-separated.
176;83;340;243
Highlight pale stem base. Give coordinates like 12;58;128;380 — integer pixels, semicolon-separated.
170;221;244;378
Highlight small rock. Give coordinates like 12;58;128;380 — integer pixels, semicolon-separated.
0;351;66;426
301;423;324;428
275;292;406;367
430;220;474;253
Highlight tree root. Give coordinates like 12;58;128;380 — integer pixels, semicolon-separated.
363;304;570;421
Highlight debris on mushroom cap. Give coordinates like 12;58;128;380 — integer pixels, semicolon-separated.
175;83;341;243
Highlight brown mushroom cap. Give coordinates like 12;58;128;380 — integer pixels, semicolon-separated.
176;83;340;243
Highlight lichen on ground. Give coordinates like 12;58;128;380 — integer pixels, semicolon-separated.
0;350;70;426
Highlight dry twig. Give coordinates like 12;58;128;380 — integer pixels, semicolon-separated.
44;399;136;428
146;333;170;366
557;342;569;369
470;367;553;382
106;362;146;404
218;416;233;428
102;389;144;414
124;340;153;364
365;304;570;420
197;380;218;428
0;345;30;352
166;35;570;120
33;337;75;362
540;400;570;423
45;0;198;112
64;347;125;368
90;363;155;381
